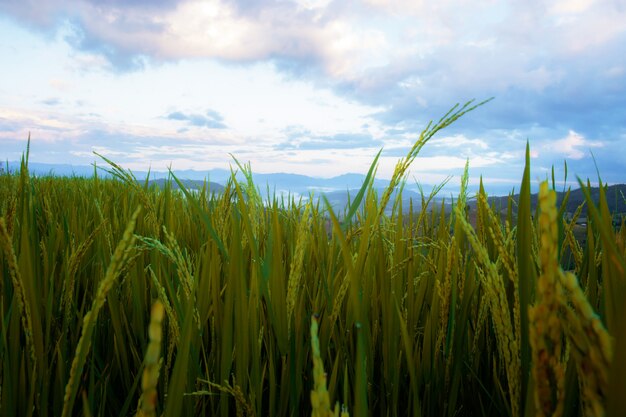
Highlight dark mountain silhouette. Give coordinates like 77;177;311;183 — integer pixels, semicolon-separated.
470;184;626;217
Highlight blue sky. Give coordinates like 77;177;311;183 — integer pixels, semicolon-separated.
1;0;625;188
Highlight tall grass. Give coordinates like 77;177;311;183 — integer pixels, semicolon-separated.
1;101;624;416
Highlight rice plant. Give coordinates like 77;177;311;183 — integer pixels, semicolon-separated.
0;101;624;416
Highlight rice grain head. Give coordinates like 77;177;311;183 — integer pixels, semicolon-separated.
287;205;310;336
454;206;520;417
136;300;165;417
0;217;36;366
529;182;565;417
559;271;612;417
61;206;141;417
310;315;349;417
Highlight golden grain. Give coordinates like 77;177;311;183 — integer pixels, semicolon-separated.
559;271;612;417
0;217;36;366
61;206;141;417
454;206;520;417
287;205;310;336
529;181;565;417
136;300;164;417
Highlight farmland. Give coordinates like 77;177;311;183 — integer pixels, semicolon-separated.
1;102;625;417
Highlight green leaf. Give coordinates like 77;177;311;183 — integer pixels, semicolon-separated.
342;149;381;231
517;141;536;414
163;301;196;417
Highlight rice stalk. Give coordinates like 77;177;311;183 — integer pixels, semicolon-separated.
561;201;585;272
3;196;16;238
136;300;165;417
563;229;583;273
94;152;159;233
61;206;141;417
378;99;491;222
5;102;624;416
436;236;455;357
485;222;521;349
517;143;537;410
286;204;310;337
330;273;350;327
137;227;200;327
454;206;520;417
146;266;179;392
0;217;36;367
193;377;256;417
528;181;566;417
310;315;349;417
559;271;612;417
230;155;263;240
63;220;107;326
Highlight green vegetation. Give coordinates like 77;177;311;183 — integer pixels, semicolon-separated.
1;100;625;416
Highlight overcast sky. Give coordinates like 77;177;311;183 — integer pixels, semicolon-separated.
1;0;625;187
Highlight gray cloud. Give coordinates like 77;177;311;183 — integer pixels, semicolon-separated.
0;0;179;28
62;21;151;71
0;0;179;70
0;0;330;72
166;110;227;129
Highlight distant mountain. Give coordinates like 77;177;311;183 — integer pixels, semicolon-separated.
5;162;102;177
242;172;392;195
3;161;393;195
8;162;623;216
6;160;623;219
469;184;626;216
319;187;433;213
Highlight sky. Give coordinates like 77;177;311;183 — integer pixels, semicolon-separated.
1;0;625;189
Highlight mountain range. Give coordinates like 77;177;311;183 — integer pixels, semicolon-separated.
3;161;391;195
4;161;625;215
474;183;626;216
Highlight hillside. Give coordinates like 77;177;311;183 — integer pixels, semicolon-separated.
470;183;626;217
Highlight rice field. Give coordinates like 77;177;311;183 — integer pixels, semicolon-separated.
1;101;625;416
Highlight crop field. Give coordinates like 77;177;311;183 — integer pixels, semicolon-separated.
1;102;625;417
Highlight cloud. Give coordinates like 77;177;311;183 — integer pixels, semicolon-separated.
429;135;489;150
2;0;626;184
544;130;603;160
549;0;596;15
0;107;235;165
166;109;227;129
276;128;379;150
3;0;625;109
383;142;514;170
1;0;329;70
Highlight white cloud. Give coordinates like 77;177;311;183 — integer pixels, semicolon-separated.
0;107;84;142
430;135;489;150
545;1;626;54
546;130;603;160
549;0;596;15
